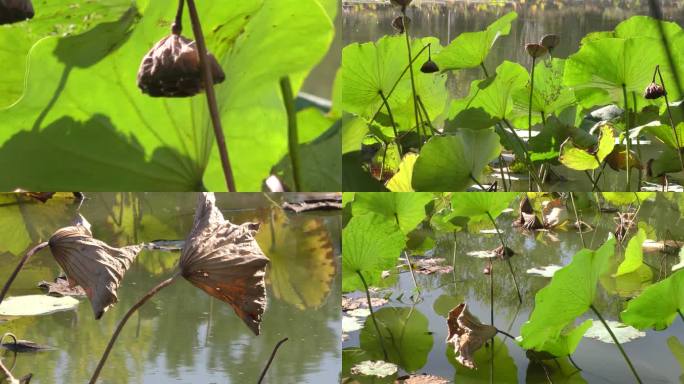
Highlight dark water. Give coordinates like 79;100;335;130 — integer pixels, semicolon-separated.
342;193;684;383
0;193;341;383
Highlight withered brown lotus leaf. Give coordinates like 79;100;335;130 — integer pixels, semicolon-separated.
606;146;641;171
137;34;225;97
48;226;141;319
446;303;497;369
180;193;269;335
0;0;34;25
513;196;543;230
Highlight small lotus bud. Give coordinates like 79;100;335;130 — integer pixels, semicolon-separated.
483;265;492;275
421;59;439;74
0;0;34;25
390;0;413;10
540;34;560;51
525;43;548;59
644;82;666;99
137;34;225;98
392;16;410;33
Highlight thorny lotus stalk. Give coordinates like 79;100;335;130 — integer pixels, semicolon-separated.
89;273;180;384
485;212;522;304
186;0;236;191
569;193;586;248
589;305;643;384
257;337;289;384
280;76;302;191
401;8;422;148
356;271;388;360
622;84;632;191
0;242;48;305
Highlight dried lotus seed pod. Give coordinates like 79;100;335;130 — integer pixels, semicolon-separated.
137;34;225;98
390;0;412;10
392;15;410;33
525;43;548;59
644;82;666;99
0;0;34;25
420;59;439;74
540;34;560;51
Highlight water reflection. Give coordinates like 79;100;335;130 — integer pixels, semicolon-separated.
0;192;341;383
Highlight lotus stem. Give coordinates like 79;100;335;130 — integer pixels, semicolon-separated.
379;90;400;152
356;271;388;360
417;95;437;135
648;0;684;119
569;193;586;248
89;272;180;384
403;251;421;296
589;305;643;384
0;359;17;383
186;0;236;192
528;56;537;191
501;118;543;190
622;84;632;192
280;76;302;191
401;9;421;148
678;309;684;323
496;329;515;340
498;154;509;191
470;174;487;190
0;242;49;305
654;65;684;171
480;63;490;78
257;337;289;384
171;0;184;34
568;354;582;372
486;212;522;304
489;260;494;325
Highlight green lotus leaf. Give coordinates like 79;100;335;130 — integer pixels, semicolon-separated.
359;307;433;372
522;319;592;358
649;146;684;176
435;12;518;71
386;153;418;192
352;192;433;234
519;237;616;353
621;269;684;330
342;116;370;154
528;117;595;163
0;0;335;191
412;129;501;191
616;228;647;276
341;35;447;131
342;213;406;292
641;122;684;149
602;192;656;206
350;360;398;379
511;58;576;129
450;192;518;221
559;124;615;170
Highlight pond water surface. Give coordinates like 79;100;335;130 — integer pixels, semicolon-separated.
0;193;341;384
342;193;684;383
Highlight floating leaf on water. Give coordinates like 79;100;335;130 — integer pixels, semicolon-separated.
584;320;645;344
397;374;450;384
526;265;563;277
0;333;53;352
0;295;79;317
446;303;497;369
621;269;684;330
180;193;269;335
342;315;365;334
342;296;388;312
48;225;141;319
347;308;371;319
37;276;86;298
350;360;398;378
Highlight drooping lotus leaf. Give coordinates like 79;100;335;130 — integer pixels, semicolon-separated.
621;269;684;330
352;192;432;234
359;307;433;372
386;153;418;192
0;0;335;191
342;213;406;292
179;192;269;335
447;61;528;126
255;209;335;310
446;303;497;369
559;123;615;170
48;225;142;319
564;36;670;110
450;192;518;221
519;236;616;353
341;35;447;131
511;58;576;129
435;12;518;71
615;228;647;276
525;319;593;358
412;129;501;191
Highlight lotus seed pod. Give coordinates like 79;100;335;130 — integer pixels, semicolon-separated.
420;59;439;74
390;0;412;10
644;82;666;99
391;15;410;33
540;34;560;51
137;34;226;98
525;43;548;59
0;0;34;25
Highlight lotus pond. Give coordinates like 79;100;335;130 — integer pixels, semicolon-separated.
341;1;684;192
342;192;684;383
0;192;341;383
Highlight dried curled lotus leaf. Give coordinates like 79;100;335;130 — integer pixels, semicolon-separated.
48;226;141;319
180;193;269;335
0;0;34;25
137;34;226;97
446;303;497;369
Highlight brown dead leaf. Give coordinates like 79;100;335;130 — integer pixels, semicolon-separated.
606;146;641;171
48;225;141;319
446;303;497;369
0;333;53;352
414;258;453;275
180;193;269;335
396;374;450;384
541;199;568;228
513;196;543;230
37;276;86;298
342;296;388;312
